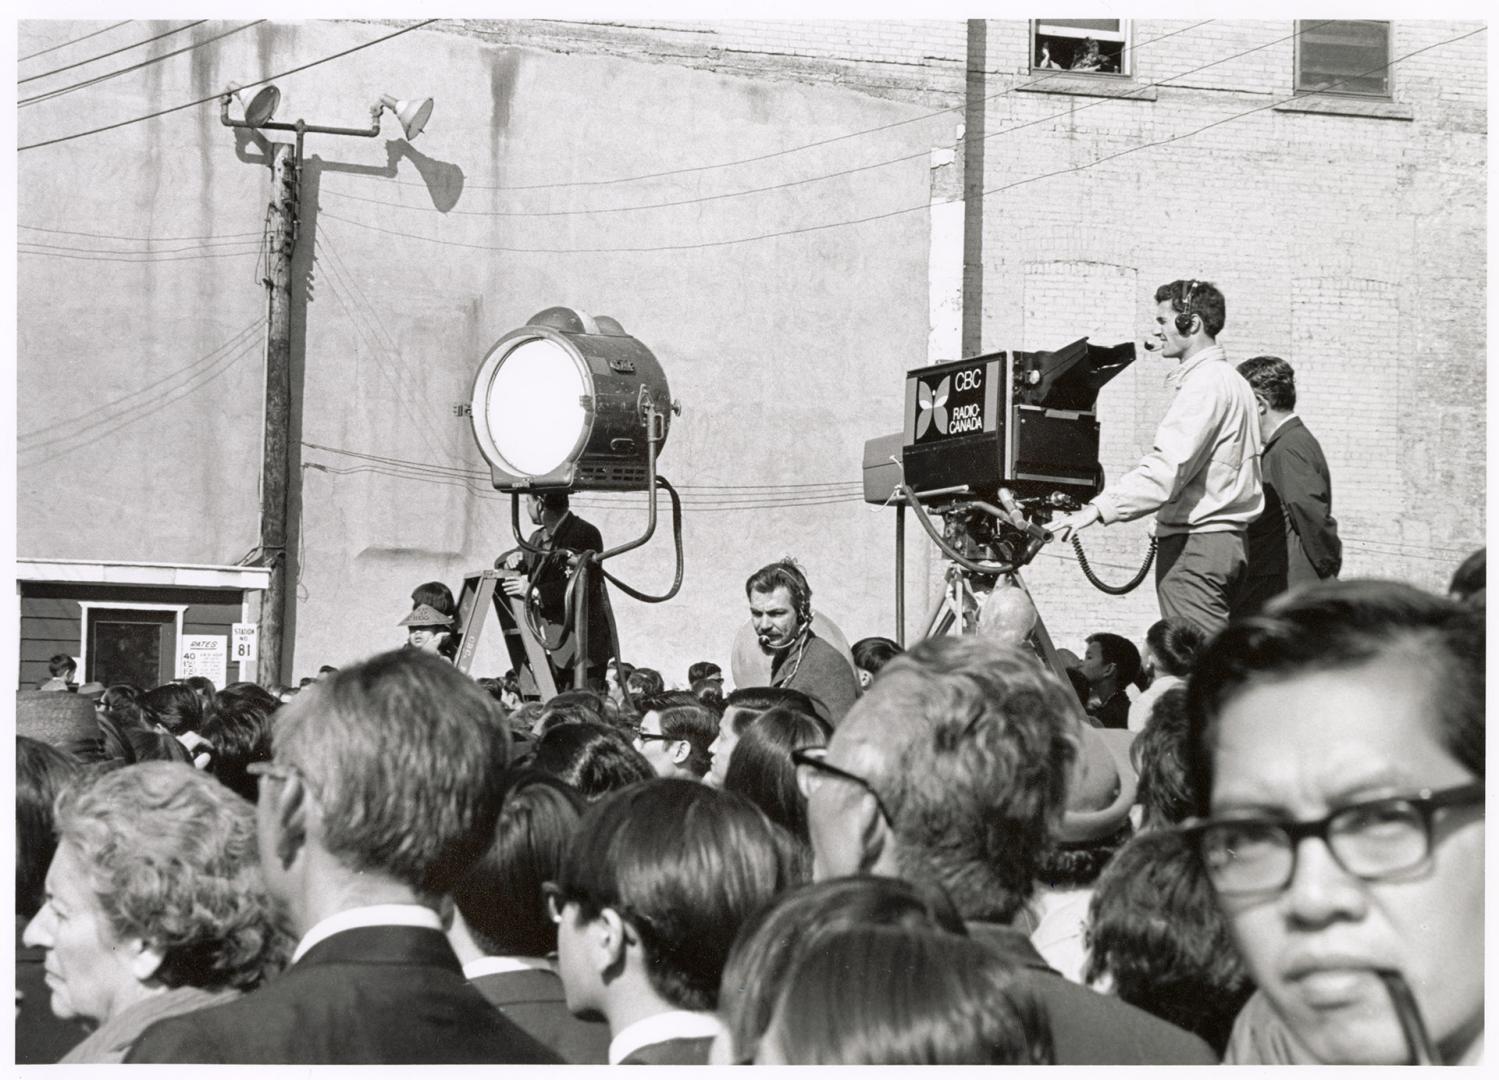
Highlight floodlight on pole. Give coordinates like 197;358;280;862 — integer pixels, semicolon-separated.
467;307;686;693
470;307;677;493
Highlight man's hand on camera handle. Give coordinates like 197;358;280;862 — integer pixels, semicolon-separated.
1046;503;1102;544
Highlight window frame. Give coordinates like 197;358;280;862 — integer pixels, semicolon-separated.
1294;19;1393;101
1031;19;1132;78
78;601;186;688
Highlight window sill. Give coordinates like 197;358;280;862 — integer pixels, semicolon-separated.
1273;95;1413;121
1017;72;1158;102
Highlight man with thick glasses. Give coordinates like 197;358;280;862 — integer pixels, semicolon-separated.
1185;580;1484;1065
801;635;1215;1064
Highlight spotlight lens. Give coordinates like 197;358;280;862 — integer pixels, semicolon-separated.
485;337;588;477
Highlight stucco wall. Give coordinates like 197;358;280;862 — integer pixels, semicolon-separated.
18;19;941;681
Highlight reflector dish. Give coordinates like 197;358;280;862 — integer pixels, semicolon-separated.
484;338;588;476
470;308;673;492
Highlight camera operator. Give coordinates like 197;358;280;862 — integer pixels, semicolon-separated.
1047;280;1262;635
500;492;616;692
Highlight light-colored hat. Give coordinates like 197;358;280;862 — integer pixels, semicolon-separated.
399;603;453;629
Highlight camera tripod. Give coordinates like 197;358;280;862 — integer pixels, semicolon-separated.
895;485;1072;685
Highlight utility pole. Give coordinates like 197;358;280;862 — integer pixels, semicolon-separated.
221;86;433;687
257;139;298;688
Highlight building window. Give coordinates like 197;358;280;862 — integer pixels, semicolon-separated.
1032;20;1129;76
85;607;178;688
1296;20;1391;98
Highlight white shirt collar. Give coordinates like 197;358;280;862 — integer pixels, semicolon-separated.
291;903;442;964
1166;343;1226;388
461;955;553;980
607;1010;723;1065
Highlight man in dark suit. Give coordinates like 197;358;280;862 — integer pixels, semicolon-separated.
126;650;561;1064
1232;356;1342;618
501;491;616;692
805;636;1218;1065
551;781;795;1065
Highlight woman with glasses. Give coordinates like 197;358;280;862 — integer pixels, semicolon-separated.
1183;580;1484;1065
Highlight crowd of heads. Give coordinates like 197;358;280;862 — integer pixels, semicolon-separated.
14;543;1485;1065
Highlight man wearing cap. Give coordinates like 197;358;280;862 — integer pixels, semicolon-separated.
400;604;456;660
802;635;1211;1065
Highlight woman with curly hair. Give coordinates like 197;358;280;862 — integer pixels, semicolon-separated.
22;761;289;1062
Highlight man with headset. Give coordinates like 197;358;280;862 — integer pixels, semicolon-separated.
1047;280;1262;635
744;558;859;727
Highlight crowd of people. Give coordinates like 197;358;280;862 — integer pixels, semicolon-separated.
14;540;1484;1064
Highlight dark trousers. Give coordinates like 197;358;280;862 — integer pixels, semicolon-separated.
1155;531;1247;638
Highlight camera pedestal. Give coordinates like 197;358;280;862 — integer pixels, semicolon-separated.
919;564;1071;686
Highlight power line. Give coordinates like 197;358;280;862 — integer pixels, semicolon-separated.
18;328;265;465
300;440;864;492
18;246;262;264
18;317;264;445
316;25;1483;256
19;236;265;255
371;19;1216;196
18;19;439;152
19;20;206;85
20;22;264;109
19;223;263;242
19;21;132;62
319;20;1226;221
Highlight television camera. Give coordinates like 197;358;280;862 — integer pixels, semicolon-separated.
862;337;1152;679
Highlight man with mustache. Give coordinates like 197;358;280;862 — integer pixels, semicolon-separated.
744;558;858;728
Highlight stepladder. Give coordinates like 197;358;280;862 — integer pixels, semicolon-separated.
454;569;558;700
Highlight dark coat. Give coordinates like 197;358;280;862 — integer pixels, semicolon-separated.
619;1036;715;1065
469;967;610;1064
519;512;616;672
1236;416;1341;616
965;921;1219;1065
124;926;562;1064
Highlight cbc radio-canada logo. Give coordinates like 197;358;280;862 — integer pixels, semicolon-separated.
916;368;984;439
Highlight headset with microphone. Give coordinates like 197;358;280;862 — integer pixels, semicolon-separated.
754;561;813;651
1174;279;1200;335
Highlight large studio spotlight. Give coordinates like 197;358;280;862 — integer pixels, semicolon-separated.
470;307;675;492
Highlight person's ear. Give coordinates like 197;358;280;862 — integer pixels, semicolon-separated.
854;788;891;875
128;940;165;983
269;771;311;870
668;739;691;766
857;669;873;691
594;907;631;986
1254;393;1269;416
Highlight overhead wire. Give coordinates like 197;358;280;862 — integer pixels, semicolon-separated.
312;228;467;468
18;316;265;446
19;21;132;62
20;22;265;108
356;19;1217;197
19;20;206;84
314;24;1483;257
18;326;265;466
18;223;263;242
18;19;439;152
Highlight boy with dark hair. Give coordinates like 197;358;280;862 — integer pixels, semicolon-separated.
551;779;794;1064
39;654;77;692
1078;632;1141;730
